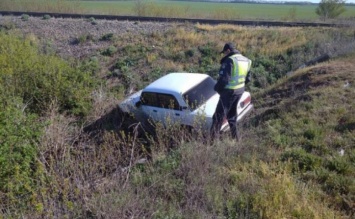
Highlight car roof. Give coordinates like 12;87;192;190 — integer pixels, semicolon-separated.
143;73;210;94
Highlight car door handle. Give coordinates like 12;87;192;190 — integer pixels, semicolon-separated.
175;113;180;116
153;110;157;112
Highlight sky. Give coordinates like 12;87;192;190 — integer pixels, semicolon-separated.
279;0;355;3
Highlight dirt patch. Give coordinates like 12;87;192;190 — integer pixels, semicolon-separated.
0;15;177;59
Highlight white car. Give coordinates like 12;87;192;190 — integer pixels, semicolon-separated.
119;73;253;132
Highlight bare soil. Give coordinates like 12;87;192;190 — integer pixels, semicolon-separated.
0;15;176;59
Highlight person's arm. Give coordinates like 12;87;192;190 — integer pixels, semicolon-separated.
214;59;232;93
245;58;252;84
245;70;251;84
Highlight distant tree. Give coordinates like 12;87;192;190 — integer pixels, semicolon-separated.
134;0;152;16
316;0;346;20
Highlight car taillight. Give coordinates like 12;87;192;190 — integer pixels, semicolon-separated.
240;95;251;108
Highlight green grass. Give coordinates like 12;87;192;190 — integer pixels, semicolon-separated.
249;56;355;214
2;0;355;21
79;0;133;15
79;1;355;20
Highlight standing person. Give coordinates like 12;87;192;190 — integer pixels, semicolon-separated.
210;42;252;141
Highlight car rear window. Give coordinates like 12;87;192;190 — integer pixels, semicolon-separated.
183;77;216;110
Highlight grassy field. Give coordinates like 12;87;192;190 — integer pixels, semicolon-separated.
1;0;355;21
80;0;355;20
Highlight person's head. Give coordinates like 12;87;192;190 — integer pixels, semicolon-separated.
220;42;238;55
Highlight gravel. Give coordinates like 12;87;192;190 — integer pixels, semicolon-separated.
0;15;176;58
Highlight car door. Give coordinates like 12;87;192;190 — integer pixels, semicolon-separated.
140;92;184;126
155;93;185;126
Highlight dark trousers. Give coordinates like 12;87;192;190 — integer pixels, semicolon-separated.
210;89;242;140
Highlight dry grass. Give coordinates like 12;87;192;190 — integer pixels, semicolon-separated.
193;24;312;55
0;0;84;14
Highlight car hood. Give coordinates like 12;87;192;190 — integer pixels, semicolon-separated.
118;90;142;113
193;93;219;117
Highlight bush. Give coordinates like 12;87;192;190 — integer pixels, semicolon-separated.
42;14;51;20
316;0;346;20
21;14;29;21
0;97;44;209
88;17;97;25
185;49;196;57
281;148;322;171
0;32;97;116
72;34;94;45
101;46;117;56
80;56;101;76
100;33;115;41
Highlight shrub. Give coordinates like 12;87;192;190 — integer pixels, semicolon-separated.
184;49;195;58
0;97;44;210
133;0;151;16
21;14;29;21
101;46;118;56
325;157;350;174
88;17;97;25
114;58;135;72
79;56;101;76
281;148;322;171
172;51;185;62
42;14;51;20
100;33;115;41
72;34;94;45
316;0;346;20
0;32;97;116
198;43;216;57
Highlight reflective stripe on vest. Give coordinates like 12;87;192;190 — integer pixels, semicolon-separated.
225;54;251;90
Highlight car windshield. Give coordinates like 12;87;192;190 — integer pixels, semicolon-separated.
183;77;216;110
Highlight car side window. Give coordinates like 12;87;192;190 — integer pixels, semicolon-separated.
141;92;180;111
157;93;180;110
141;92;158;106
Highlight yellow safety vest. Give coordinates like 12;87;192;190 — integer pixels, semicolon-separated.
225;54;252;90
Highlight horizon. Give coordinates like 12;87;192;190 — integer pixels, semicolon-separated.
279;0;355;3
216;0;355;4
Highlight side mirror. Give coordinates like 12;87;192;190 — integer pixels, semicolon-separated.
180;106;188;111
135;101;142;108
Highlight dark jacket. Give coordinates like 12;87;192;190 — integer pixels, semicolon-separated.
214;50;251;95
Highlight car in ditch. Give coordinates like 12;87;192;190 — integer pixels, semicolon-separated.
118;72;253;133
